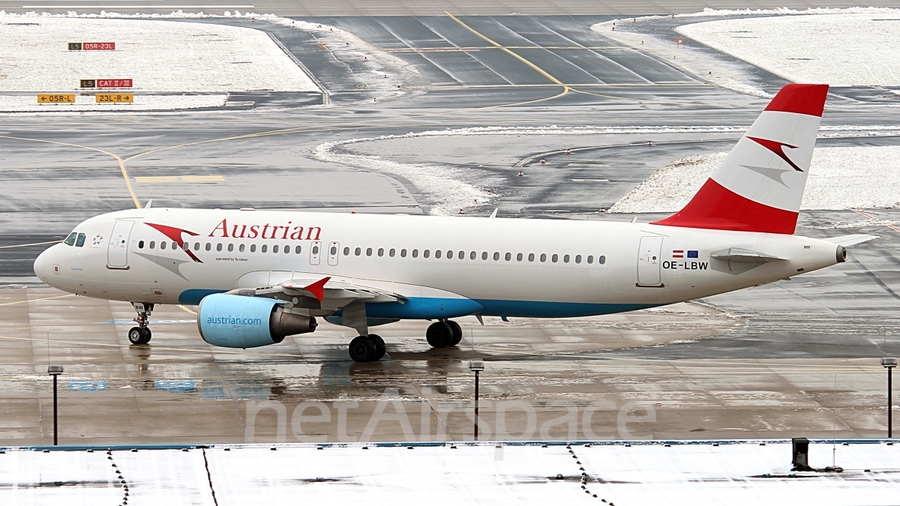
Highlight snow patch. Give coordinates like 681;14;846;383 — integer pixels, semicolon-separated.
313;138;493;217
677;13;900;87
0;15;317;93
593;7;900;95
610;146;900;213
0;11;420;111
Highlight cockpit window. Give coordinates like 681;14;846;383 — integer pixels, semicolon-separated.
64;232;77;246
75;233;86;247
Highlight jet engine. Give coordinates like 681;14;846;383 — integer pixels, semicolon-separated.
197;293;316;348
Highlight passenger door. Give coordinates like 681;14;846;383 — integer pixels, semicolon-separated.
107;220;134;269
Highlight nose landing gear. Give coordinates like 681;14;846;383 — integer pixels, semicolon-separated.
128;302;153;345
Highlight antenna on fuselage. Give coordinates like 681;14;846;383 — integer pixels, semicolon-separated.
489;209;498;219
144;199;153;209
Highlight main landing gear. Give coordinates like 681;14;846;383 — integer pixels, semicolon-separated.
348;334;386;362
345;320;463;363
128;302;153;345
426;320;462;349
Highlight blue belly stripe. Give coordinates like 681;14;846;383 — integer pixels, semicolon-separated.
179;289;227;305
180;289;659;319
364;297;485;319
365;298;657;319
474;299;658;318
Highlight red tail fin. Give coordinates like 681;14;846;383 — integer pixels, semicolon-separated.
652;84;829;234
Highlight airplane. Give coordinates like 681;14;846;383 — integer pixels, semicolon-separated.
33;83;874;362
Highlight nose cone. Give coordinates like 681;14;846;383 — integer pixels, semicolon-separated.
33;246;57;284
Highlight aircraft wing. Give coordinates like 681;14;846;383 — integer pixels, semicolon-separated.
280;277;404;305
228;274;404;310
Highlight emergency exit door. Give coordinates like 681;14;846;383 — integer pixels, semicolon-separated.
637;236;663;287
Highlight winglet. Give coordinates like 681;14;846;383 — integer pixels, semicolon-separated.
304;277;330;302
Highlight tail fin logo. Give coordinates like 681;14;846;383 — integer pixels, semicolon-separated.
650;83;829;235
746;136;803;172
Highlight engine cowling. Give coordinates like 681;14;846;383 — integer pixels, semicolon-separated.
197;293;317;348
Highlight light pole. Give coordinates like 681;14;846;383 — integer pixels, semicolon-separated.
47;365;63;445
883;358;897;438
468;359;484;441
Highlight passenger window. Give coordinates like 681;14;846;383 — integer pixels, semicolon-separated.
64;232;77;246
587;255;594;264
401;249;407;258
239;244;245;253
331;246;338;255
312;245;319;255
390;248;396;257
250;244;257;253
261;245;267;253
75;233;86;247
470;251;476;260
285;245;290;254
378;248;384;257
412;249;418;258
183;242;189;250
505;252;511;261
344;247;350;256
551;254;558;263
161;241;167;250
446;250;453;259
228;244;234;252
563;254;570;263
435;250;442;259
599;255;606;265
424;250;430;258
366;248;373;257
194;242;200;251
516;253;523;261
138;240;145;249
355;247;361;256
540;253;546;262
172;241;178;249
575;255;582;264
493;252;500;261
150;241;156;249
295;245;302;254
528;253;535;262
482;252;488;260
273;245;280;253
216;243;223;252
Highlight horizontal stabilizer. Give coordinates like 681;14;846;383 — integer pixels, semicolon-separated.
710;248;788;263
827;234;878;247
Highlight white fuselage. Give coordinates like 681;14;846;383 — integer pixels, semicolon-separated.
34;208;842;319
